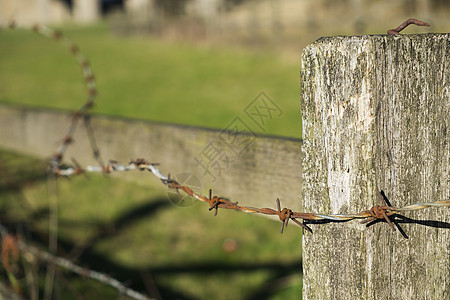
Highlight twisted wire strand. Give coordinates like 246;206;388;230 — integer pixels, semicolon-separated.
2;21;448;300
392;201;450;212
33;23;98;169
1;22;98;170
0;225;153;300
54;159;450;232
4;22;447;234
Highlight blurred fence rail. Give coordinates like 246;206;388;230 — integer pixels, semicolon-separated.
0;103;302;211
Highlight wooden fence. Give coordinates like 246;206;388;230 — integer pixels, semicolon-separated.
1;32;449;300
301;33;449;299
0;103;302;211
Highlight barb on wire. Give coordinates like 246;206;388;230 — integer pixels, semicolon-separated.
359;190;400;232
275;198;313;234
53;159;450;235
1;22;99;171
1;21;105;299
387;18;430;35
2;21;449;299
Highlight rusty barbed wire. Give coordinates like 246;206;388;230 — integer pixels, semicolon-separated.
387;18;430;35
4;21;447;236
2;21;449;300
1;21;109;299
0;21;99;171
0;225;153;300
54;159;450;234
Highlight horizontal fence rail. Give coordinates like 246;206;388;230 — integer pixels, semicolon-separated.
1;21;449;300
0;104;303;211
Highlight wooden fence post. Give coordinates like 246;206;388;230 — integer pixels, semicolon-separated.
301;34;449;299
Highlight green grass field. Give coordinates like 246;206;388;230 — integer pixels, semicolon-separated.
0;24;303;299
0;149;302;299
0;23;301;139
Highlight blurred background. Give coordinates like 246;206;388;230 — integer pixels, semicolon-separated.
1;0;449;53
0;0;448;299
1;0;448;137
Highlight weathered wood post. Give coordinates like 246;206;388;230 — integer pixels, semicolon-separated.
301;34;449;299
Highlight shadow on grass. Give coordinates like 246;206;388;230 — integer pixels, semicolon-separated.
0;151;302;299
66;198;172;260
64;233;301;299
73;246;301;299
57;197;301;300
1;193;303;300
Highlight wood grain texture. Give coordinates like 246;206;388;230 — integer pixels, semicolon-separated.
301;34;449;299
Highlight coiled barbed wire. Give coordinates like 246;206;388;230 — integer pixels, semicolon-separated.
4;21;447;235
2;20;448;300
1;21;99;171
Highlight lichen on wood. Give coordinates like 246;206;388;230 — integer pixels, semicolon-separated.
301;34;449;299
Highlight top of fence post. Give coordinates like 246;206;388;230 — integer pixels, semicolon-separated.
300;33;449;299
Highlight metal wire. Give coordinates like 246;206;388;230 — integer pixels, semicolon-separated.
0;225;153;300
1;20;448;300
0;22;98;171
4;21;447;235
54;159;450;234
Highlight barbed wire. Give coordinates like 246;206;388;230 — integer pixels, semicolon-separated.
3;21;447;235
0;225;153;300
2;21;448;236
1;20;449;300
0;21;100;171
0;21;128;299
55;159;450;234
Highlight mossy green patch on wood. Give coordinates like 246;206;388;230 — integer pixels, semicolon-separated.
301;34;449;299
